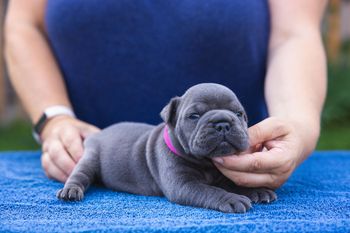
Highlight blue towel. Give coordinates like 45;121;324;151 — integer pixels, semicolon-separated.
0;151;349;232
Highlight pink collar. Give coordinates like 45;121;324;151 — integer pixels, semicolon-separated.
163;125;180;156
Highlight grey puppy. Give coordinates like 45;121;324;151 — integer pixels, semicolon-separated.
57;83;277;213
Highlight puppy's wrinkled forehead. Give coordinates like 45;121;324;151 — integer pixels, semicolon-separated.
181;83;241;109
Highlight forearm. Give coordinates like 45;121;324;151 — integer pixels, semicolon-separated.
5;16;71;123
213;1;328;188
265;32;327;157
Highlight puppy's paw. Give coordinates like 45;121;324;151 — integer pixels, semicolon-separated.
56;185;84;201
218;194;252;213
245;188;277;204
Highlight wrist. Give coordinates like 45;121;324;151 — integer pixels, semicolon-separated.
32;105;76;144
266;114;320;162
287;117;321;160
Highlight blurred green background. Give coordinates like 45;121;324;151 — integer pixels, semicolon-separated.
0;1;349;151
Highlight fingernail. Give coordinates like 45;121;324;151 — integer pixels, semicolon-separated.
213;157;224;164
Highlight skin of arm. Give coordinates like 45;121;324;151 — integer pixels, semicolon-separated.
5;0;99;182
5;0;71;122
213;0;328;189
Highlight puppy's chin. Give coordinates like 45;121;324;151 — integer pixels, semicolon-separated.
210;142;239;158
190;139;249;158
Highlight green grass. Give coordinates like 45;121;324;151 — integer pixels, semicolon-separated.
317;124;350;150
0;120;39;151
0;119;349;151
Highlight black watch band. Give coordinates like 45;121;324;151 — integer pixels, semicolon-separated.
34;113;49;136
32;106;75;144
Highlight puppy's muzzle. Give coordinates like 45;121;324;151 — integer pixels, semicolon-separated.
209;111;235;134
213;121;231;134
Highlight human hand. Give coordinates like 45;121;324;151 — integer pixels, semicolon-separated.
40;115;100;183
212;117;311;189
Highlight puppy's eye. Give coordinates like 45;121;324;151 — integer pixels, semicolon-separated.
188;113;200;120
235;111;243;118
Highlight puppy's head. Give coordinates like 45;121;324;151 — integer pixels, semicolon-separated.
160;83;249;158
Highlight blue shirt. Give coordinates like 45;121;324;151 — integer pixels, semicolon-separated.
45;0;270;128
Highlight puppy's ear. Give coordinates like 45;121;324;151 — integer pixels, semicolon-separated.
160;96;181;127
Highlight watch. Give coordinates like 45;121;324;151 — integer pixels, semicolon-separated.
32;105;76;144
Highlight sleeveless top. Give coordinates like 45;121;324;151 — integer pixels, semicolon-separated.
45;0;270;128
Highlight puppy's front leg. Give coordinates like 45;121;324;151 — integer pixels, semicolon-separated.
235;186;277;204
218;178;277;204
57;148;99;201
164;180;252;213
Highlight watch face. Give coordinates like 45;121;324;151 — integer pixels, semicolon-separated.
34;113;48;134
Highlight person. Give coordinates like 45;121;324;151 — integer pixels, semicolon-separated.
5;0;327;189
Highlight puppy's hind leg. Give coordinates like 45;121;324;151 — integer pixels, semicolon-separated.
57;147;99;201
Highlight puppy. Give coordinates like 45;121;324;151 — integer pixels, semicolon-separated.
57;83;276;213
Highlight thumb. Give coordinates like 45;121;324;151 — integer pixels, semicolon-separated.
80;125;101;139
248;117;291;147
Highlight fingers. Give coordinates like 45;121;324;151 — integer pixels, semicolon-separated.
212;117;301;188
40;117;100;182
41;152;68;183
213;147;286;173
59;128;84;162
216;167;283;189
43;138;76;176
80;124;100;139
212;117;292;174
248;117;292;147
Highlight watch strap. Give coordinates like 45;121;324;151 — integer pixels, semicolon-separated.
33;105;75;143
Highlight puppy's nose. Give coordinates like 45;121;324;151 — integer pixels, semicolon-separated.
214;122;231;133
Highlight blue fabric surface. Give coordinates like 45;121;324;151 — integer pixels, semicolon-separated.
0;151;349;232
45;0;270;128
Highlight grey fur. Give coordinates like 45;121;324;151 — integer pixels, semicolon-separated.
57;83;277;213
